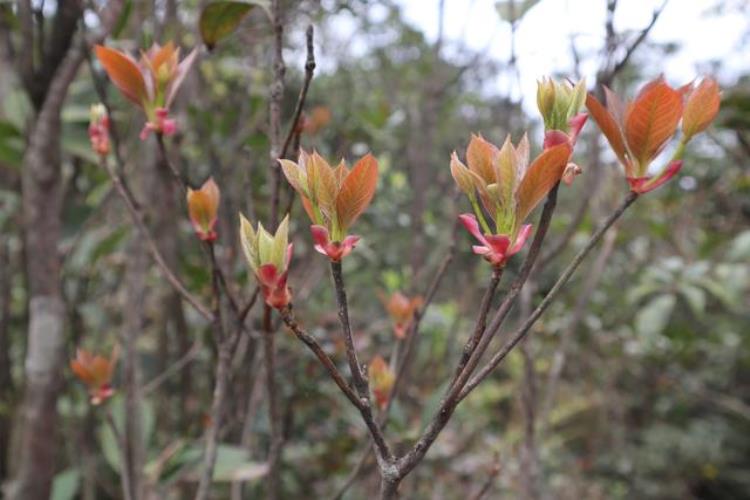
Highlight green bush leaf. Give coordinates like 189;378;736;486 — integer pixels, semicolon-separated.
199;1;267;50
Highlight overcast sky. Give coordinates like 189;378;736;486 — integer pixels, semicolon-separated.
398;0;747;106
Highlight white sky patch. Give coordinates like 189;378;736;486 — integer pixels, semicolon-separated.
400;0;745;109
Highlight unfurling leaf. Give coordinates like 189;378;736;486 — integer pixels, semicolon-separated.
95;45;147;106
71;346;119;405
335;153;378;231
682;77;721;140
586;91;628;166
368;355;395;410
624;79;683;166
187;177;220;242
516;142;571;223
239;214;293;308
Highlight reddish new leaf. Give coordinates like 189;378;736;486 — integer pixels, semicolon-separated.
95;45;147;106
682;78;720;139
466;134;500;185
624;79;683;166
516;142;571;223
335;153;378;231
586;92;627;165
308;151;338;213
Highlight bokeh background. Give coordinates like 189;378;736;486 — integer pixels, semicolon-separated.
0;0;748;498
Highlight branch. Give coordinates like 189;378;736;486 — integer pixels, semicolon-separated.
330;262;394;465
331;230;458;500
539;229;617;428
195;343;232;500
267;0;286;230
458;192;638;401
280;25;315;160
280;308;361;408
609;0;668;79
100;158;214;320
155;133;188;191
449;268;503;386
142;341;202;395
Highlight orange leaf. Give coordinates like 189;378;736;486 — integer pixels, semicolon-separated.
450;152;475;196
187;177;220;237
307;151;338;213
682;78;720;139
70;359;95;386
333;160;349;188
516;143;571;224
624;79;683;166
300;196;317;224
586;91;627;165
335;153;378;231
95;45;147;106
466;134;499;185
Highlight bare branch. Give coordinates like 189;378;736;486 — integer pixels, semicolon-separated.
330;262;394;466
450;268;503;386
280;307;362;408
280;25;316;159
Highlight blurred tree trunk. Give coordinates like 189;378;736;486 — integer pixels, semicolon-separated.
407;0;445;278
6;2;122;497
123;218;148;498
0;241;13;482
10;1;82;493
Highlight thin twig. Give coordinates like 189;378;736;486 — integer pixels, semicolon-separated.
539;229;618;428
279;307;362;408
331;235;457;500
155;133;187;191
470;456;501;500
195;343;232;500
330;262;368;397
330;262;394;466
608;0;668;80
100;158;214;320
458;192;638;401
195;241;230;500
142;341;202;395
280;25;315;159
450;268;503;387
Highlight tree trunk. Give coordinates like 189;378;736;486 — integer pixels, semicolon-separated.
379;477;400;500
11;77;68;500
0;241;14;482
